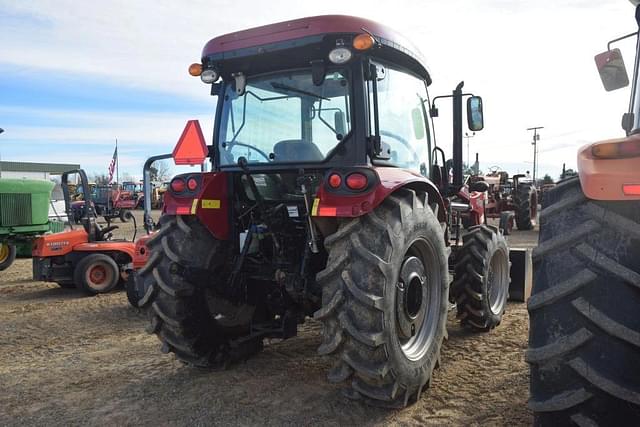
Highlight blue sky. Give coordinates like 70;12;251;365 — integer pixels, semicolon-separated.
0;0;636;180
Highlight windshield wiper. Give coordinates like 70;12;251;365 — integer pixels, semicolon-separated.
270;82;329;101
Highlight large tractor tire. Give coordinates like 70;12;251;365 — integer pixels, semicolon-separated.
315;188;449;408
139;215;261;368
0;243;17;271
527;177;640;425
74;253;120;295
450;225;510;331
515;182;538;230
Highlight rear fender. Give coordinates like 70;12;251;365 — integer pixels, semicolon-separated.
578;136;640;200
162;172;230;240
32;229;88;257
312;167;446;223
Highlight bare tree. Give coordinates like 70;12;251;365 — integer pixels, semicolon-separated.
92;173;110;185
150;160;172;182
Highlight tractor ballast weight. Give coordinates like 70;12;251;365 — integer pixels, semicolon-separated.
528;2;640;424
138;15;511;408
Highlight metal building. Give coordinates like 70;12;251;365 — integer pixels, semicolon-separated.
0;161;81;180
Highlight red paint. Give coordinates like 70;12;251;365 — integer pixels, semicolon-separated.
133;234;152;270
73;242;136;261
202;15;423;64
314;167;445;221
163;172;231;240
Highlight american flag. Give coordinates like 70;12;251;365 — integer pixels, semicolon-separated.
107;145;118;183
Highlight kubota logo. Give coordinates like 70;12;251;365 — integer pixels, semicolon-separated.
46;241;69;247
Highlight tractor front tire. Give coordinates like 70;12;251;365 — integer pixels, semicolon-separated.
450;225;510;331
528;177;640;425
74;253;120;295
0;243;17;271
515;183;538;230
316;188;449;408
139;215;261;368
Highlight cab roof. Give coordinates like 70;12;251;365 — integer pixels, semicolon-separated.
201;15;430;83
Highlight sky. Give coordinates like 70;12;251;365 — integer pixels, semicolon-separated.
0;0;637;181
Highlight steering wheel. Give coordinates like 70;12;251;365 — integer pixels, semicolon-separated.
223;141;271;162
488;165;502;173
380;130;420;164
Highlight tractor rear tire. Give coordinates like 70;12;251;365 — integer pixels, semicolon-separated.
74;253;120;295
315;188;449;408
0;243;17;271
450;225;510;331
515;183;538;230
139;215;261;368
527;177;640;425
125;271;143;307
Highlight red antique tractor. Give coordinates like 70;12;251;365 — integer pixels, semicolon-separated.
466;166;538;234
527;2;640;424
138;15;511;407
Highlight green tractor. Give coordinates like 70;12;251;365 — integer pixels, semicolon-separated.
0;178;61;271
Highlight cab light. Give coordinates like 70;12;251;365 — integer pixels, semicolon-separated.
623;184;640;196
201;68;219;84
345;173;368;190
187;177;199;191
189;63;203;76
328;47;352;64
328;173;342;188
171;178;186;193
353;34;375;51
592;140;640;159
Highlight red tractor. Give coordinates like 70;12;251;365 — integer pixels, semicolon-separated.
527;2;640;423
467;166;538;234
138;15;511;407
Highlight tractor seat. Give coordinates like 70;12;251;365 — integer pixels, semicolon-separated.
273;140;323;162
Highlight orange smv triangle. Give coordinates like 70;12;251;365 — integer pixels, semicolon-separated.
172;120;208;165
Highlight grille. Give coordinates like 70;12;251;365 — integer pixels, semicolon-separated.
0;193;32;226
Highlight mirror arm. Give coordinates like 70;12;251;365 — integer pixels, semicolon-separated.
607;31;639;51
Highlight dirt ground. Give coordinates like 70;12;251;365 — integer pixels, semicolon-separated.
0;211;535;426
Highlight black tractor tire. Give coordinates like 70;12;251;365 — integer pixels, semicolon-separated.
0;243;17;271
119;210;132;223
315;188;449;408
450;225;510;331
74;253;120;295
527;177;640;425
139;215;261;368
125;271;143;307
499;211;514;236
514;183;538;230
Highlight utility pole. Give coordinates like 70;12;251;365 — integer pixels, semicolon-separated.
527;126;544;183
464;131;475;169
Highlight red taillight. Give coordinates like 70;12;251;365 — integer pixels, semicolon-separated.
187;177;198;191
345;173;368;190
170;178;185;192
328;173;342;188
623;184;640;196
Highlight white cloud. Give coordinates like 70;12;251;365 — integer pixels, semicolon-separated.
1;0;637;178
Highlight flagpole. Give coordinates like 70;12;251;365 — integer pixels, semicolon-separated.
116;138;119;186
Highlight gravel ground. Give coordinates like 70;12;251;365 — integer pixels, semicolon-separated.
0;211;536;426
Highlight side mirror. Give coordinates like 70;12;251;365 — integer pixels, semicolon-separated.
467;96;484;131
595;48;629;91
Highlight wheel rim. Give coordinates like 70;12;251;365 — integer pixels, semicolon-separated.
395;239;441;361
85;262;115;291
487;248;508;314
0;243;9;263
